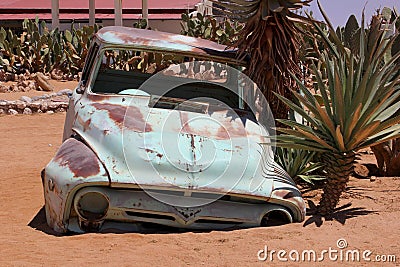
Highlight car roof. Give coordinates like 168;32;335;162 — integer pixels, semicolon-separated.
96;26;245;65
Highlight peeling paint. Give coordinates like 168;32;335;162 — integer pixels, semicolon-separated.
92;103;152;132
54;139;101;178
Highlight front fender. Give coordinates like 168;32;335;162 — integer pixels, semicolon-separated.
43;138;109;233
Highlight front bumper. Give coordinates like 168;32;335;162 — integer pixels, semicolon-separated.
67;186;294;233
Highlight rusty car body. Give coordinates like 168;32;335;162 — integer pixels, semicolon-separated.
41;26;306;233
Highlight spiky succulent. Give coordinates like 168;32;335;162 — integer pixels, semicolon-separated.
271;1;400;214
275;147;325;184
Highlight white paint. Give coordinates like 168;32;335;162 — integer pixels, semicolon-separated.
114;0;123;26
89;0;96;26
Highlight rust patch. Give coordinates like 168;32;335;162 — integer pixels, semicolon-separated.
76;115;92;132
189;134;195;149
283;191;296;199
189;133;196;162
92;103;152;132
87;94;113;102
145;148;163;159
220;121;247;139
54;139;100;178
145;148;155;153
216;126;230;139
97;27;232;56
179;111;247;140
84;119;92;132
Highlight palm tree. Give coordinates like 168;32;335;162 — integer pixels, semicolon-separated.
212;0;312;120
271;3;400;215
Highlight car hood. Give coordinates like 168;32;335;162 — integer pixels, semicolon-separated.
72;94;280;200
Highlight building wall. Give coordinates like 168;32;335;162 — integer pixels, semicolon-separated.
1;19;183;34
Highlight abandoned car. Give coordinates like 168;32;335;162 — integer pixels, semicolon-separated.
41;26;306;233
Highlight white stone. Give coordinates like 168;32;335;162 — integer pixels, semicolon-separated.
20;96;32;103
29;102;41;110
23;107;32;115
8;109;18;115
57;89;73;96
15;101;26;110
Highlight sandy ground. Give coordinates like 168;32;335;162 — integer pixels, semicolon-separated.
0;83;399;266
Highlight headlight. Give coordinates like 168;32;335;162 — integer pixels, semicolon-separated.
74;191;109;221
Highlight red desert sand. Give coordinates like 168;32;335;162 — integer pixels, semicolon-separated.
0;81;399;266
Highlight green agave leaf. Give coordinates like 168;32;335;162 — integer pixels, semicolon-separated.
369;116;400;137
276;126;333;150
312;64;332;112
273;93;320;128
268;141;328;152
298;174;325;181
270;135;331;151
360;129;400;149
297;127;336;150
343;103;362;143
347;121;381;149
373;94;400;122
333;60;345;129
301;163;325;175
359;78;398;128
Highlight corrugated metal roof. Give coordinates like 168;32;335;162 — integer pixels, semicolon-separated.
0;0;199;21
0;0;200;10
0;13;183;20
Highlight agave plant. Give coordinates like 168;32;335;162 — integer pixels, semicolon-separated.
211;0;312;120
271;2;400;215
275;147;325;184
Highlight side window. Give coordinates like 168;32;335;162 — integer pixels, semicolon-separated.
81;41;100;87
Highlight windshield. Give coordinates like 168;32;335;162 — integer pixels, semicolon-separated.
91;48;259;111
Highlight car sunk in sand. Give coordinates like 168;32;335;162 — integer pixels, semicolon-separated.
41;26;305;233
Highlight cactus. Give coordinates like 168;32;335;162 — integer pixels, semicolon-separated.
343;15;360;55
133;19;148;29
0;18;99;79
180;12;243;45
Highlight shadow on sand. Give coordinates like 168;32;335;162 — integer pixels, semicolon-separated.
302;200;376;227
